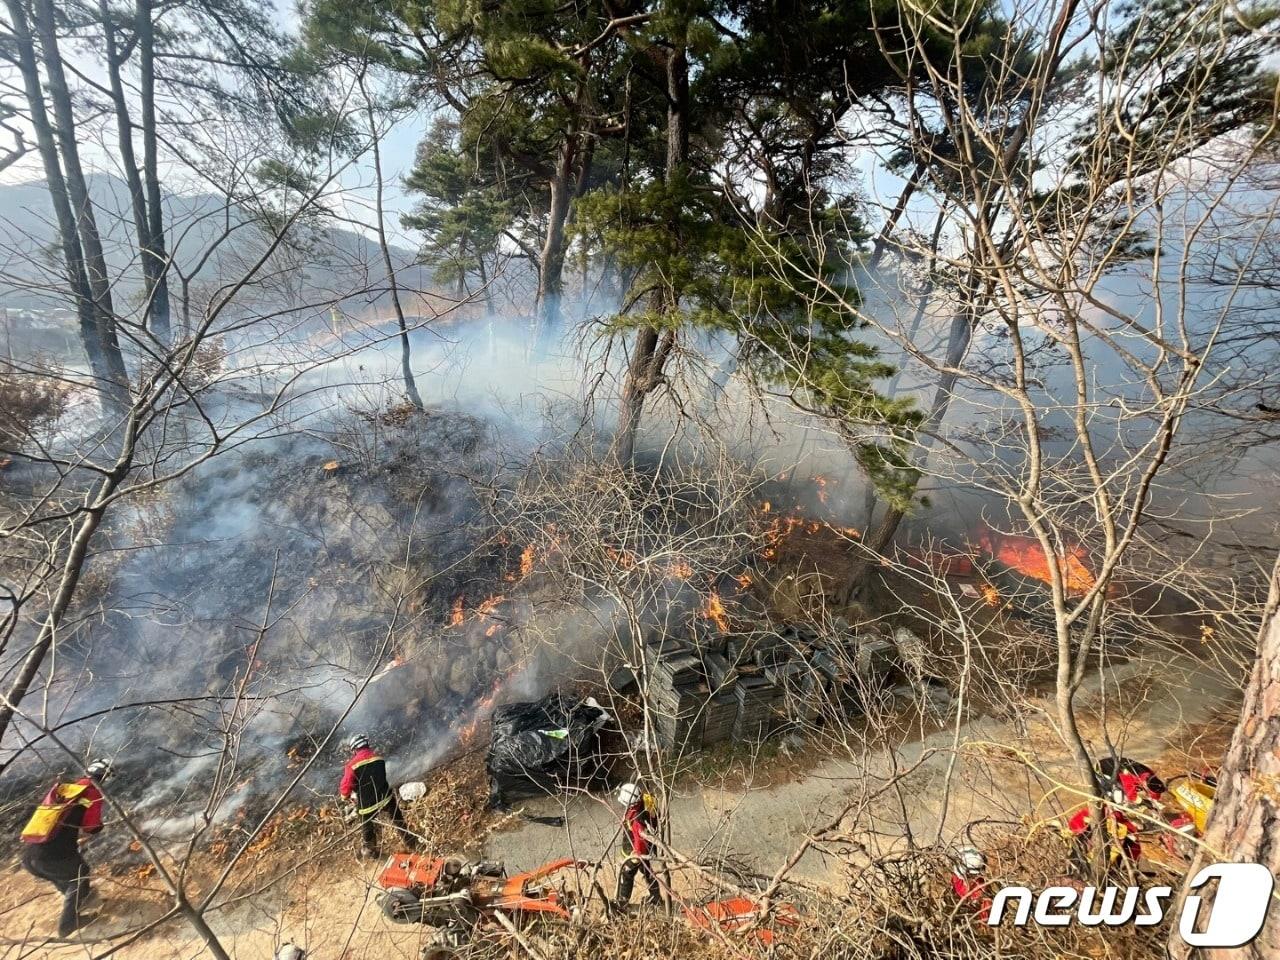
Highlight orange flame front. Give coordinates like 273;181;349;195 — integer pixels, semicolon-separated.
702;590;730;632
979;531;1095;595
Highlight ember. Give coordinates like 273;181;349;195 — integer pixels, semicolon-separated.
606;545;637;569
981;583;1001;606
449;595;465;626
667;558;694;579
760;508;859;560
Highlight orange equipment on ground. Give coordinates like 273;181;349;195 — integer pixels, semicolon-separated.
375;853;586;930
683;897;801;946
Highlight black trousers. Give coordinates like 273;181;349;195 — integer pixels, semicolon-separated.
22;846;91;937
616;856;661;906
359;794;414;854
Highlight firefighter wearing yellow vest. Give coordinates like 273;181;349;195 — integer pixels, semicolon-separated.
338;735;414;859
615;782;662;909
19;759;111;937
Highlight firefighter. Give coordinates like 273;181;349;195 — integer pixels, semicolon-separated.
1096;756;1166;807
614;782;662;909
1066;801;1142;876
19;759;111;937
949;846;992;922
275;944;306;960
338;734;414;859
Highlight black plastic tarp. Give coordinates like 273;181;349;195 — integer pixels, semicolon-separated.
486;693;611;806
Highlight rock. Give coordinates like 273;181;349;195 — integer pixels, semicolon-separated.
446;656;472;697
399;781;428;802
892;626;928;678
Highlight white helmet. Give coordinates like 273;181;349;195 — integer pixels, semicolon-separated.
344;734;370;753
275;945;305;960
616;783;642;807
956;846;987;875
85;759;112;782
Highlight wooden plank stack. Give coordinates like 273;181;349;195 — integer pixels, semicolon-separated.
636;621;907;753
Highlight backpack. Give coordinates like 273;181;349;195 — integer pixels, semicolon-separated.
20;781;91;845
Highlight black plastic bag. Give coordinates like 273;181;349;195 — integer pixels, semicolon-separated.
486;693;610;806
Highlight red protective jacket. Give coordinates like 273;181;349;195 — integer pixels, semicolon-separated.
1067;805;1141;859
1115;769;1163;804
69;779;103;833
950;873;992;922
339;747;393;815
623;802;654;857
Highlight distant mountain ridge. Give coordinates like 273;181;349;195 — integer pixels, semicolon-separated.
0;172;430;316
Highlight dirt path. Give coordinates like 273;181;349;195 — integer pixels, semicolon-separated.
486;652;1239;884
0;652;1240;958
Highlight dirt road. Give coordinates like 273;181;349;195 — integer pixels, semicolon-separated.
0;652;1239;958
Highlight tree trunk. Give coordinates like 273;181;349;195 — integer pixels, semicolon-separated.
612;31;688;462
33;0;130;399
478;255;496;359
361;75;423;411
862;201;949;527
1169;555;1280;960
866;158;925;273
842;305;974;598
615;324;659;464
5;0;123;412
0;470;122;743
536;135;576;342
101;0;164;345
136;0;172;344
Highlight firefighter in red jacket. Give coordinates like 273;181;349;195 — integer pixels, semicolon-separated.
19;759;111;937
339;735;414;859
615;782;662;909
1096;756;1166;808
949;847;993;922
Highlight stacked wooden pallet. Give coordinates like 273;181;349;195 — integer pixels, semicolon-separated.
645;642;707;750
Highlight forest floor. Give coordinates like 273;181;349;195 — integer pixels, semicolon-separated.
0;648;1241;960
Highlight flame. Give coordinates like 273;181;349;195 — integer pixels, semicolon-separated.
606;546;637;569
520;544;536;578
477;595;503;617
979;531;1095;594
702;590;730;632
449;595;465;626
814;475;829;503
981;583;1001;606
667;558;694;580
485;624;499;637
458;683;502;746
758;508;859;561
735;571;753;590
